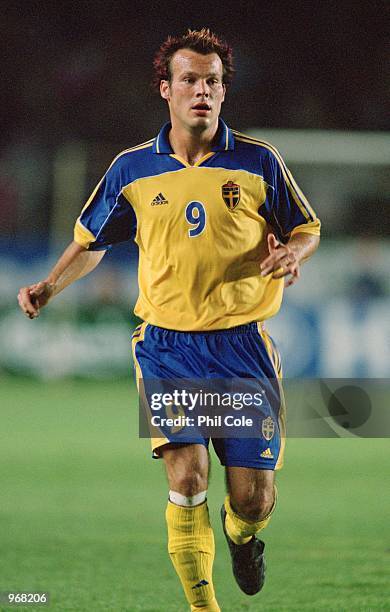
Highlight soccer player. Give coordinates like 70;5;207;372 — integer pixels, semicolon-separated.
18;29;320;611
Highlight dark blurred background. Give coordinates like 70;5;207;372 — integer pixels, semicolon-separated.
2;0;388;147
0;1;389;378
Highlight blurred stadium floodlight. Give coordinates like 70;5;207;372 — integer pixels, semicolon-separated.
248;129;390;166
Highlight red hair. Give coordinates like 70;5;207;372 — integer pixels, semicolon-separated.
153;28;234;91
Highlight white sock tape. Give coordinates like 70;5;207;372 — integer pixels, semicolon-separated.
169;490;207;507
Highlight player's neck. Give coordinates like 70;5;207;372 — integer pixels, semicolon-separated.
168;121;218;166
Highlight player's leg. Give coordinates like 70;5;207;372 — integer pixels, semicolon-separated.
162;443;220;612
204;322;283;594
221;466;276;595
132;324;219;609
225;466;276;541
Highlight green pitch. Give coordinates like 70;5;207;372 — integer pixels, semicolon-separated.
1;379;389;611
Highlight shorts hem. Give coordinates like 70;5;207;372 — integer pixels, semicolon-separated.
220;459;277;470
152;438;209;458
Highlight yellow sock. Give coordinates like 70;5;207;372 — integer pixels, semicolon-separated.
166;500;220;612
224;485;278;545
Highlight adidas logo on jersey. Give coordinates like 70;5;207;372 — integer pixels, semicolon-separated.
151;192;168;205
260;447;274;459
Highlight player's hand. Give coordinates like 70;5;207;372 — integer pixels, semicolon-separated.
17;281;55;319
260;233;300;288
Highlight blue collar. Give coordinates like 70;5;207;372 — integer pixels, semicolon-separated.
152;118;235;154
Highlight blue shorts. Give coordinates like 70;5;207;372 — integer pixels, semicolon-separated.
132;322;285;470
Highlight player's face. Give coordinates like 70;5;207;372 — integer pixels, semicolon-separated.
160;49;226;132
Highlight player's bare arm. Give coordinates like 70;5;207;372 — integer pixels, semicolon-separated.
17;241;105;319
260;232;320;288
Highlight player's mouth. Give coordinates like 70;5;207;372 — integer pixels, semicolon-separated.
191;103;212;115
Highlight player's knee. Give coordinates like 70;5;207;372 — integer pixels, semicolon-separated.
172;471;208;497
231;487;274;521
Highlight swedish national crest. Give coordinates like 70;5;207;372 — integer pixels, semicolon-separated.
222;181;240;210
261;416;275;441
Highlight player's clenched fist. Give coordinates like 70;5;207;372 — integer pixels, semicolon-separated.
260;233;300;288
17;281;54;319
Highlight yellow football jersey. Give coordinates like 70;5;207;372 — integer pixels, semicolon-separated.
74;120;320;330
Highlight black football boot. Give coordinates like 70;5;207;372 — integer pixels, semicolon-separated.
220;505;266;595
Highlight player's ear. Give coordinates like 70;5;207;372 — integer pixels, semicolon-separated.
221;83;226;103
160;80;170;101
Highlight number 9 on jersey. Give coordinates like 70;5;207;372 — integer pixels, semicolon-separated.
185;201;206;237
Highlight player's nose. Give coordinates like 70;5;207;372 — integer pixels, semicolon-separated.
195;79;210;97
